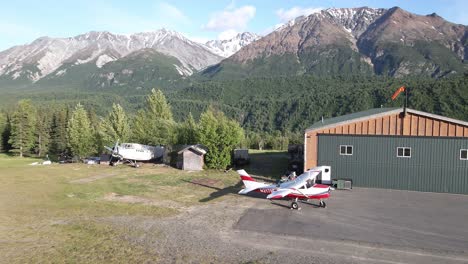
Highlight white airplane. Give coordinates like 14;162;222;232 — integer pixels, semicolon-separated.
237;166;332;210
104;141;163;167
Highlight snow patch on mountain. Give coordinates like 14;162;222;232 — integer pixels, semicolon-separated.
96;54;116;68
205;32;260;58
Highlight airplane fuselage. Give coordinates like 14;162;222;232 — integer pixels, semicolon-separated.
114;143;153;161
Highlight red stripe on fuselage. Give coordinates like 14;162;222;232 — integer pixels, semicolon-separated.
313;184;330;189
285;192;330;200
240;175;255;181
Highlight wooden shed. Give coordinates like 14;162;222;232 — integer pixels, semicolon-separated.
177;145;207;171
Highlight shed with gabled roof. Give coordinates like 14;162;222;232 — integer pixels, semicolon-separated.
176;145;207;171
305;108;468;194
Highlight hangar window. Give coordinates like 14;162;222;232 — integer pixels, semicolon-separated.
340;145;353;155
461;149;468;160
397;147;411;158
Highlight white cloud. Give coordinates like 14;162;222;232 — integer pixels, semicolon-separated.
204;5;256;31
218;29;238;40
276;6;323;23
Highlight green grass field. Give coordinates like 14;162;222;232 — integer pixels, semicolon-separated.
0;151;288;263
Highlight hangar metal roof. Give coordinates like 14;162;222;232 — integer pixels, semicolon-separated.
306;107;468;132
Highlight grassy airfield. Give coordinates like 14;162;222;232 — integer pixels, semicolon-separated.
0;152;288;263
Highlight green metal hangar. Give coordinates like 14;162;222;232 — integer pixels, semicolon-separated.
304;108;468;194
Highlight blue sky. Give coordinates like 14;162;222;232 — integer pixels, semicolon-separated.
1;0;467;51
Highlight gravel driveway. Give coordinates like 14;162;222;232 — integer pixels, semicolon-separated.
101;188;468;263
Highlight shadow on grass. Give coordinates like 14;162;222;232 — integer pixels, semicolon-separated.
183;180;244;202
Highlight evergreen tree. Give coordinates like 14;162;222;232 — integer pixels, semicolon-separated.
99;103;130;145
1;115;12;153
50;107;69;157
146;88;173;120
67;103;95;159
8;100;37;157
0;112;6;152
34;112;51;157
197;108;244;169
132;89;175;145
88;108;104;154
176;112;198;144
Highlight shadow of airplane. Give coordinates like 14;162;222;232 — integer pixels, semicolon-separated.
183;179;245;202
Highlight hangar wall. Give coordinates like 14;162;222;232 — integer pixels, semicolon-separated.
317;135;468;194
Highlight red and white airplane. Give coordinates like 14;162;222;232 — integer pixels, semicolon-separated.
237;166;332;210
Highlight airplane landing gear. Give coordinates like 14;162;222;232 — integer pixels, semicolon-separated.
290;198;300;210
319;200;326;208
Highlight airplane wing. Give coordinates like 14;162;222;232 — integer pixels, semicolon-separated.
238;187;260;194
267;189;294;200
281;170;322;190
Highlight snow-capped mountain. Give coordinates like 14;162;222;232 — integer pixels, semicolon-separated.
205;7;467;78
204;32;260;58
0;29;223;81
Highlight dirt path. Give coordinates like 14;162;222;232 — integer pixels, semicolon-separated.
98;193;468;264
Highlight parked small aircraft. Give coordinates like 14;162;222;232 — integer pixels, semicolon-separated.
104;140;163;167
237;166;332;210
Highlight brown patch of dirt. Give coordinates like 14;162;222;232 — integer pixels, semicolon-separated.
103;193;185;209
70;174;117;184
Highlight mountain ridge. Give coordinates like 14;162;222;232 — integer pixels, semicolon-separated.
0;29;223;82
205;6;467;79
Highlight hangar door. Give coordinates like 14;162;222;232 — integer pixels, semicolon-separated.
317;134;468;194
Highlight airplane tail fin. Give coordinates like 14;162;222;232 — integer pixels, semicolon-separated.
237;170;271;194
237;169;258;189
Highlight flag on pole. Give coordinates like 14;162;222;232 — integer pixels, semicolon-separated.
391;86;406;100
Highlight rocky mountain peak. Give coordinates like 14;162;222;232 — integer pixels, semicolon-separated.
0;29;224;82
322;7;386;37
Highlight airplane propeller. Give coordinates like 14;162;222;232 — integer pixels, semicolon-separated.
104;140;120;158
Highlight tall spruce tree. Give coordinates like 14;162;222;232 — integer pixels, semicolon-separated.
34;112;51;157
88;108;104;154
132;88;175;145
1;115;12;153
8;100;37;157
67;103;95;159
100;103;130;145
0;112;6;152
197;107;244;169
50;107;69;157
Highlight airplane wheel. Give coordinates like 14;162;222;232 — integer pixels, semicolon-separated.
291;201;299;210
320;201;326;208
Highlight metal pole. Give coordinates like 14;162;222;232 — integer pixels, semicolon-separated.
404;87;408;115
